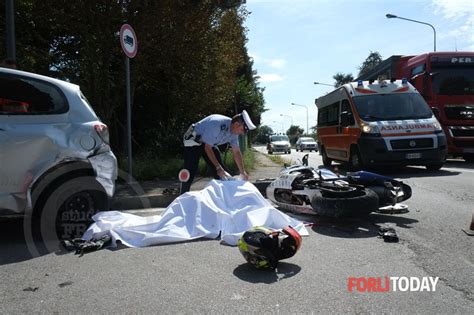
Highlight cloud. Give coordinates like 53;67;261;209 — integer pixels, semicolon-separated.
249;52;286;69
267;58;286;69
258;74;284;82
431;0;473;50
431;0;472;19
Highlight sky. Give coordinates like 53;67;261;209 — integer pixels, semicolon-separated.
243;0;474;134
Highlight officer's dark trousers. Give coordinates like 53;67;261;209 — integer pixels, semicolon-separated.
180;144;227;194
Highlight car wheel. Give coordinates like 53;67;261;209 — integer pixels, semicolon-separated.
425;163;443;171
38;176;109;241
311;188;379;218
463;154;474;163
321;147;332;167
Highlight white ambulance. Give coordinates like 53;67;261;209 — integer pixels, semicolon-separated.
316;79;447;170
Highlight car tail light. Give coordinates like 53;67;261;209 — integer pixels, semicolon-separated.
94;123;110;144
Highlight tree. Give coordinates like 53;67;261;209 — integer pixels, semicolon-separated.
254;125;273;144
333;72;354;87
358;51;383;78
286;125;304;145
0;0;265;158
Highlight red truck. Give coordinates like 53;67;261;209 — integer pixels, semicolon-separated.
356;52;474;162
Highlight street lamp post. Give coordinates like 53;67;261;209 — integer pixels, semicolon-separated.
273;120;284;134
280;114;293;127
291;103;309;136
386;13;436;52
313;81;334;87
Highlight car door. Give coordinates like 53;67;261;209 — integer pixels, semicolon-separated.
0;73;69;213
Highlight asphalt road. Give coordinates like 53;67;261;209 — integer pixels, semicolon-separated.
1;147;473;313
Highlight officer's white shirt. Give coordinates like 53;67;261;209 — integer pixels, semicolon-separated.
193;114;239;147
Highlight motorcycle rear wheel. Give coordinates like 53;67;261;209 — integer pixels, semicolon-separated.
311;188;379;218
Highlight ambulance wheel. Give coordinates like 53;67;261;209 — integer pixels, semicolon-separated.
311;188;379;218
349;146;363;171
321;147;332;167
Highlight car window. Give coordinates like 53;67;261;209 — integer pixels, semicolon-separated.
271;135;289;141
0;74;68;115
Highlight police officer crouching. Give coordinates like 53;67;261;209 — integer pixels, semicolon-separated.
181;110;257;194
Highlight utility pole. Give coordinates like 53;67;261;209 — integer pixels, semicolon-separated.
5;0;16;62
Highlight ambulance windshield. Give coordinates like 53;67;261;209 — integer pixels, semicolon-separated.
353;93;433;121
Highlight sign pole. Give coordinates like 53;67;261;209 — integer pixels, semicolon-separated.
125;56;132;182
119;23;138;183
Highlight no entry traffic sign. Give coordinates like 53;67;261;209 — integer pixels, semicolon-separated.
178;169;191;183
119;24;138;58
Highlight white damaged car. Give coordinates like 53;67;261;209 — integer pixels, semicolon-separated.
0;68;117;240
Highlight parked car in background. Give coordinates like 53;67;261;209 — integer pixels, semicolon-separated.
267;134;291;154
295;137;318;152
0;67;117;240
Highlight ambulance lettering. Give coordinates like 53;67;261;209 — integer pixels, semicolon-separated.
381;124;434;131
380;123;435;134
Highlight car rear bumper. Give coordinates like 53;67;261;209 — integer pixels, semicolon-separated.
88;150;118;197
300;145;318;151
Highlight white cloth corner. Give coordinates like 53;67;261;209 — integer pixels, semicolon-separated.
83;179;308;247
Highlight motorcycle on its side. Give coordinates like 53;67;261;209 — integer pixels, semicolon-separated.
254;159;411;218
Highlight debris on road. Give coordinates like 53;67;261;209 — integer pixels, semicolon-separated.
61;235;111;256
378;226;399;243
462;213;474;236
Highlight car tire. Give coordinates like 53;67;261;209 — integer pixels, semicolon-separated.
463;154;474;163
37;176;109;241
321;147;332;167
425;163;443;171
311;188;379;218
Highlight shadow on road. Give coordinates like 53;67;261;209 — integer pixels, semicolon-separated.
233;262;301;283
0;218;82;265
0;218;48;265
310;213;418;239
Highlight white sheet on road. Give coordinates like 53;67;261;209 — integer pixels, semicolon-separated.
83;179;308;247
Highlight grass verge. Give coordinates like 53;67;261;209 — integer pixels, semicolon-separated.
118;148;256;181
